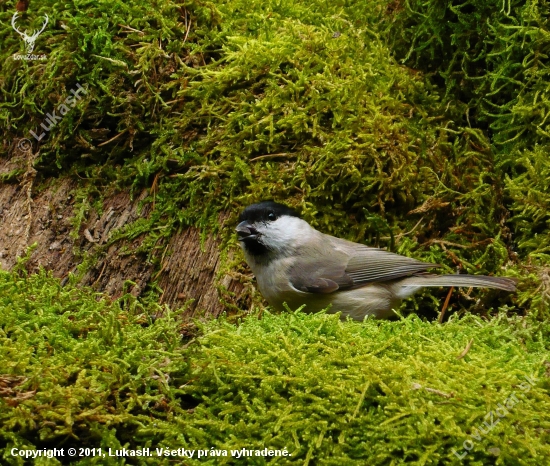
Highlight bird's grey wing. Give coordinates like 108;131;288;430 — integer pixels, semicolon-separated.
342;240;440;287
288;234;439;294
287;246;353;293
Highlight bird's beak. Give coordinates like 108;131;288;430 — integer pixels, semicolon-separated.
236;221;259;241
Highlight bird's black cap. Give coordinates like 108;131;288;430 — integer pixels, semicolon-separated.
238;201;300;224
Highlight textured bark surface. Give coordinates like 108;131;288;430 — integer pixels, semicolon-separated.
156;213;249;318
0;155;246;318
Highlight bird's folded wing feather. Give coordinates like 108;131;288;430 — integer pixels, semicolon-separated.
289;235;439;294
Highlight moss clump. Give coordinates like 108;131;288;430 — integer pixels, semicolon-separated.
181;309;549;465
0;270;549;464
387;0;550;314
0;268;191;464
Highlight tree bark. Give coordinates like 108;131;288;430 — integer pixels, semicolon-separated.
0;156;247;319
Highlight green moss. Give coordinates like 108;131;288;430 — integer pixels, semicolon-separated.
183;309;549;465
387;0;550;315
0;270;548;464
0;268;190;464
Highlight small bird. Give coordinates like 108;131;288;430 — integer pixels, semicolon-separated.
236;201;516;321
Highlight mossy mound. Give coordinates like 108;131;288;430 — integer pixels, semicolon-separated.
186;311;550;465
1;270;549;464
1;0;543;319
388;0;550;306
0;268;190;464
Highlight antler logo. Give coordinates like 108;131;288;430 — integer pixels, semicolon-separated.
11;12;48;54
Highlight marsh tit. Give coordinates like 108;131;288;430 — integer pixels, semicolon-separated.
236;201;516;321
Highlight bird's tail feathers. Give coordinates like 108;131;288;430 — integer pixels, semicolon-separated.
399;274;517;292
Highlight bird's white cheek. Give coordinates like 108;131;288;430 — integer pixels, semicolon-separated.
261;217;310;251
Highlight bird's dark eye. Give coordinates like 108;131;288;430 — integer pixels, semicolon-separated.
267;212;276;221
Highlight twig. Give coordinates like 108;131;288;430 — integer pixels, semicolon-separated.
380;216;424;240
457;338;474;359
153;261;169;281
423;238;493;249
151;172;161;209
91;54;129;69
97;129;128;147
411;383;453;398
20;145;37;251
424;387;453;398
83;228;97;243
183;13;192;45
118;24;144;35
249;153;289;162
426;239;468;249
92;261;108;287
438;286;454;323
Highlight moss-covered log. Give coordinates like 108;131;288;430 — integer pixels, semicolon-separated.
0;157;243;315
